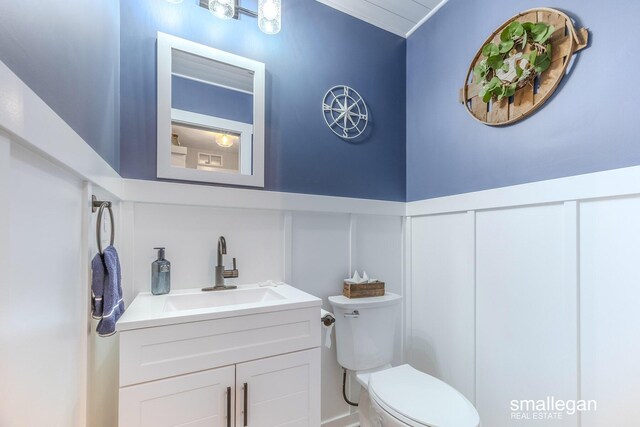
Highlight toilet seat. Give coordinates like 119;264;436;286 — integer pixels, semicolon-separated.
368;365;479;427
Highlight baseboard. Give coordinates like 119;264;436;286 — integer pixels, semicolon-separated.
322;411;359;427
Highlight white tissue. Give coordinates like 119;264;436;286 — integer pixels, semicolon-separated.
345;270;363;284
345;270;376;284
320;309;335;349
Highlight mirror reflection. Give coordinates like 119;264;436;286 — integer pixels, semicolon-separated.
170;49;254;175
171;123;240;173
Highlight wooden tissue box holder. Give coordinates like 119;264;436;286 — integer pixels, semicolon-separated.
343;281;385;298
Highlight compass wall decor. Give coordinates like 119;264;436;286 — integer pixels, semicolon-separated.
322;85;369;140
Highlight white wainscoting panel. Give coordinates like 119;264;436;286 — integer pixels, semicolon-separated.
128;203;285;298
117;206;403;425
291;212;351;301
291;211;352;423
352;214;404;364
408;187;640;426
580;197;640;427
475;205;578;427
0;141;86;426
408;212;476;403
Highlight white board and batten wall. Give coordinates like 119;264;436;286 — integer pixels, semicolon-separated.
0;56;124;427
0;136;88;427
0;132;404;426
118;184;405;426
0;139;403;427
0;131;121;427
406;167;640;426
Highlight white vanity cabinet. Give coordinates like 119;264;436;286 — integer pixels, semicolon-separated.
236;349;320;426
116;288;322;427
119;349;320;427
119;365;235;427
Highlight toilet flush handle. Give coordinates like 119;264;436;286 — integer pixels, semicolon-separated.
343;310;360;318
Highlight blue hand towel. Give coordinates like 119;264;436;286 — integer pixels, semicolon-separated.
91;245;125;337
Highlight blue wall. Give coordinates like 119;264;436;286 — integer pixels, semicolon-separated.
172;76;254;124
120;0;406;201
0;0;120;170
407;0;640;201
6;0;635;202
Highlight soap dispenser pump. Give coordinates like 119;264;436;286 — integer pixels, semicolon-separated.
151;247;171;295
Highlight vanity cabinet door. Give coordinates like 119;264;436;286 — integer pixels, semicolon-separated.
119;365;235;427
235;348;321;427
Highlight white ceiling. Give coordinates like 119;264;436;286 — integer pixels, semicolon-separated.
316;0;447;38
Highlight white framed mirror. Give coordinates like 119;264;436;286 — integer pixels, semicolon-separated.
157;32;265;187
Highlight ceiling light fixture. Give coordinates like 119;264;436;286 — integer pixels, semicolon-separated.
200;0;281;35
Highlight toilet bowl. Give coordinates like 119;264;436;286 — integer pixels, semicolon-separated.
358;365;479;426
328;293;479;427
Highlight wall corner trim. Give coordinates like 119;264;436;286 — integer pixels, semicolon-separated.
405;0;451;38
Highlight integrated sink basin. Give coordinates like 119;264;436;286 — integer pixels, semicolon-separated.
117;282;322;331
163;287;285;312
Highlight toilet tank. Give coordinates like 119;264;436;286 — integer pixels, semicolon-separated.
328;292;402;371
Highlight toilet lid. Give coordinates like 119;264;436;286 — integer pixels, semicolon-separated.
368;365;479;427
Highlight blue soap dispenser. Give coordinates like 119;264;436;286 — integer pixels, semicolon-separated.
151;247;171;295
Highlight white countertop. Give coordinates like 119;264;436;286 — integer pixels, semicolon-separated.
117;283;322;331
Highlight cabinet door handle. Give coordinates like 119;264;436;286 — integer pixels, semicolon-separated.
226;386;231;427
243;382;248;426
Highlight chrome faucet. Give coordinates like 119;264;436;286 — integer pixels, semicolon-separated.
202;236;238;291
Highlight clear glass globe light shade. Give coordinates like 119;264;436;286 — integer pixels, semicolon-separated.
209;0;235;20
262;2;278;20
258;0;281;34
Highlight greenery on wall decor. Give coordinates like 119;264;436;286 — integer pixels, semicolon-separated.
460;8;589;126
475;21;554;103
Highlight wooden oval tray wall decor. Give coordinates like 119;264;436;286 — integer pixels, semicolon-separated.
459;8;589;126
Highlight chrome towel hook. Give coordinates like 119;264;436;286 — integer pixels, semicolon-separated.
92;195;114;255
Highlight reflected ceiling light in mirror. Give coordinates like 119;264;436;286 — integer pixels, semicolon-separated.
199;0;281;35
209;0;235;20
216;134;234;148
166;0;184;3
258;0;281;35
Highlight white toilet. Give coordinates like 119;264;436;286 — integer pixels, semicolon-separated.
329;292;479;427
